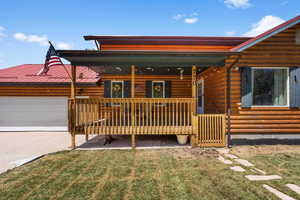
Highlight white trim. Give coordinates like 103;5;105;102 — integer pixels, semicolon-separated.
152;81;165;98
251;67;289;107
111;80;124;98
235;18;300;52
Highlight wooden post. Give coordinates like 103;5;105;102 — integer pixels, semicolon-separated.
70;65;76;149
226;55;241;148
131;65;135;98
191;65;197;147
131;65;136;149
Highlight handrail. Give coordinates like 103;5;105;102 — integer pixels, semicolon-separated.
69;98;194;136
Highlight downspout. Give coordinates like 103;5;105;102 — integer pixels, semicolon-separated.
226;54;241;148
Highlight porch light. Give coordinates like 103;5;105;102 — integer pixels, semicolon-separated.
180;69;184;80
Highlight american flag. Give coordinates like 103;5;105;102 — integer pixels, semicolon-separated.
37;41;63;75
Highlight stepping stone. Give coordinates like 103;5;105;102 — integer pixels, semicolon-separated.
235;159;254;167
263;184;296;200
286;184;300;195
230;166;245;172
253;167;266;175
245;175;282;181
217;155;233;164
224;153;238;159
216;148;230;154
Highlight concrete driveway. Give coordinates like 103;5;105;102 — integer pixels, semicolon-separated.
0;132;85;174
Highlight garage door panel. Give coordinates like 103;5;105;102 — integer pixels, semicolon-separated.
0;97;67;130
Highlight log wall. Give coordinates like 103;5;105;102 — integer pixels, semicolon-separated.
200;23;300;134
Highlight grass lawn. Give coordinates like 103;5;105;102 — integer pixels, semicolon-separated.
0;146;299;200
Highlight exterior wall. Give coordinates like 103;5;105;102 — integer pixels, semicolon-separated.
200;23;300;134
0;74;192;98
102;74;192;98
0;85;102;97
198;67;226;114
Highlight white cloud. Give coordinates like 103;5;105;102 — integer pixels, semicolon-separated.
13;32;72;49
173;12;199;24
184;17;198;24
224;0;251;9
226;31;236;36
13;32;48;46
173;14;185;20
243;15;285;37
0;26;6;38
56;42;72;50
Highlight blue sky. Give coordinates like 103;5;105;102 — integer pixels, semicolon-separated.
0;0;299;69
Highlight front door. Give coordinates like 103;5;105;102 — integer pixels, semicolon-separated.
197;80;204;114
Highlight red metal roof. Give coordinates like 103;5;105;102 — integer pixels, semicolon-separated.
232;15;300;52
0;64;100;83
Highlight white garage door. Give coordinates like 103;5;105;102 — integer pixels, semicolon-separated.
0;97;68;131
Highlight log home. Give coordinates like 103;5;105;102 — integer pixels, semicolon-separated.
1;15;300;148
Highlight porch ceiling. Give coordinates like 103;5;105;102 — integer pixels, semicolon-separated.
57;50;239;68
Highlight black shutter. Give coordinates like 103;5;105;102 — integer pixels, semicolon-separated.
104;80;111;98
145;80;152;98
165;80;171;98
240;67;252;108
124;80;131;98
290;67;300;107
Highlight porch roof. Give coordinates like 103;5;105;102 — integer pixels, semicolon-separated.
57;50;239;67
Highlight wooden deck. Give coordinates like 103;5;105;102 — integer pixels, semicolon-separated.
68;98;227;148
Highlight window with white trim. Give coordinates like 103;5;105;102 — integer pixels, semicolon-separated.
252;68;289;106
111;81;124;98
152;81;165;98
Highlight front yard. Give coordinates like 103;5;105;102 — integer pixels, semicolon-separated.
0;146;299;200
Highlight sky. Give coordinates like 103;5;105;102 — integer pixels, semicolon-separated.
0;0;299;69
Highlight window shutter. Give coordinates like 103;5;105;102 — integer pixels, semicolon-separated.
104;80;111;98
240;67;252;108
165;80;171;98
124;80;131;98
145;81;152;98
290;67;300;107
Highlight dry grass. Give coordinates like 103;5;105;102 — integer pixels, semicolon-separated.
0;147;299;200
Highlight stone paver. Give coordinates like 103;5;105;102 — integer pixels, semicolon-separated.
230;166;246;172
263;184;296;200
235;158;254;167
286;184;300;195
217;155;233;164
0;132;86;173
224;153;238;159
216;148;230;154
253;167;266;175
245;175;282;181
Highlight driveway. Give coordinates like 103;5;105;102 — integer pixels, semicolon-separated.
0;132;85;174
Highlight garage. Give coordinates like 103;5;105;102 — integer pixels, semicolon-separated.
0;97;68;131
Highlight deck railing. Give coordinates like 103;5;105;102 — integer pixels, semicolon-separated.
69;98;194;136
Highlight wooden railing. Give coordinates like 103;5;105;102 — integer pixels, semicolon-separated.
194;114;226;147
69;98;194;136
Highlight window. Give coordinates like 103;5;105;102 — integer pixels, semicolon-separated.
152;81;165;98
111;81;124;98
252;68;289;106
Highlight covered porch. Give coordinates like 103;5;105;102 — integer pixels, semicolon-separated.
58;50;239;149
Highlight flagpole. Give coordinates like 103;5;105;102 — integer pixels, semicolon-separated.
48;41;73;81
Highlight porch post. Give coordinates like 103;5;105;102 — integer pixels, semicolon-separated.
70;65;76;149
226;55;241;147
191;65;197;147
131;65;136;149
